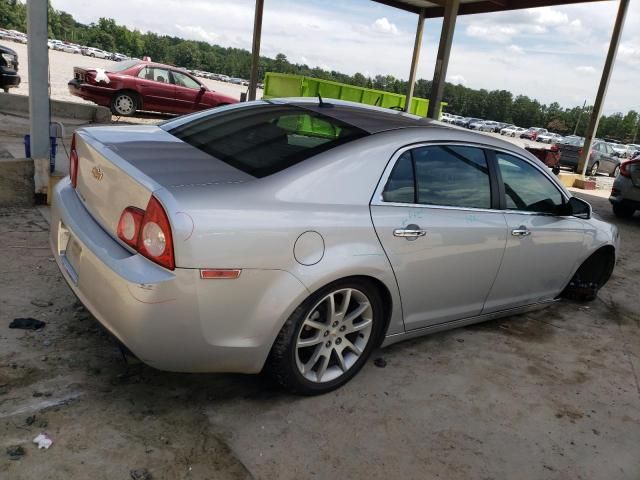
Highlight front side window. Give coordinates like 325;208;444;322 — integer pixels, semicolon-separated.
496;153;564;214
172;71;201;89
382;145;491;209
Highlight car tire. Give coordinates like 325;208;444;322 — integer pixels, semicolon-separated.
90;53;95;57
613;204;635;218
111;92;137;116
266;278;385;395
590;162;599;176
2;88;8;93
610;165;620;178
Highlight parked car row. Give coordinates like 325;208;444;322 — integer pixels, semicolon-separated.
69;58;238;116
188;70;263;88
47;39;132;62
0;28;27;44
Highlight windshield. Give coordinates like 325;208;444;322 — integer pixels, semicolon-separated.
165;104;368;178
104;59;140;72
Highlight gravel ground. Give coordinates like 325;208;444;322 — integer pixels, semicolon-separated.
1;192;639;479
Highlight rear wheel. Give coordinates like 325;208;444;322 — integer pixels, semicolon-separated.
267;279;384;395
111;92;137;116
590;162;599;176
613;204;635;218
610;165;620;178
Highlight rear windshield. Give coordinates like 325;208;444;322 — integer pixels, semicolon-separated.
104;59;140;72
165;104;369;178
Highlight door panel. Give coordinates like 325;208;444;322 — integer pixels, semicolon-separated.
135;67;176;112
483;151;585;311
371;144;507;331
483;213;584;312
371;206;507;329
171;71;209;113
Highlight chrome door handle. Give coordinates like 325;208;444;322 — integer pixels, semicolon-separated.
393;228;427;238
511;227;531;237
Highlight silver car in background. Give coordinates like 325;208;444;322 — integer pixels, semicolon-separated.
50;99;619;395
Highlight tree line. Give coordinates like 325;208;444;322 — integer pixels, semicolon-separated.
1;0;638;142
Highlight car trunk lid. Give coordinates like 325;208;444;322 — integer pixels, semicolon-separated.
73;125;253;241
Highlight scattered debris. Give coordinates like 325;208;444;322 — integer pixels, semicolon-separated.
7;445;25;460
26;415;36;426
130;468;153;480
592;429;600;436
41;355;48;362
30;299;53;308
33;433;53;449
9;317;46;330
373;357;387;368
456;338;465;343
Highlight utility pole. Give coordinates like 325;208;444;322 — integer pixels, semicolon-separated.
573;99;587;135
577;0;630;176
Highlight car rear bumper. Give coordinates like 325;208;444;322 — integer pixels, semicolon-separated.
67;79;112;106
50;178;308;373
610;175;640;207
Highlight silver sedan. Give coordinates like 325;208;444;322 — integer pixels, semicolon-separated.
50;99;619;395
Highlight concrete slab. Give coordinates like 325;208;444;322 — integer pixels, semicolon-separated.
0;92;111;123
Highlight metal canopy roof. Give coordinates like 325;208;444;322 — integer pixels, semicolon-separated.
373;0;608;18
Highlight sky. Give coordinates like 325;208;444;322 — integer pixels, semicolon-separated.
49;0;640;114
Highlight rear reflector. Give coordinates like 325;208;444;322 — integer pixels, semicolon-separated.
69;133;78;188
200;269;242;280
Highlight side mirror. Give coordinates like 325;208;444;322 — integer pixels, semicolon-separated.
563;197;591;219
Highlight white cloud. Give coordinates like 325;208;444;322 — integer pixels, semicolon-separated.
174;24;220;44
532;7;569;26
447;74;466;85
618;41;640;66
466;24;518;43
372;17;399;35
576;66;596;73
507;44;524;55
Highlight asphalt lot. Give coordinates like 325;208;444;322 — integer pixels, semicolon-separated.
0;192;638;480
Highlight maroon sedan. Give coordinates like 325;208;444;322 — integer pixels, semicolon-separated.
68;59;238;116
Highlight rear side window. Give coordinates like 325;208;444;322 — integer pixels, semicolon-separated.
383;145;491;209
166;104;368;178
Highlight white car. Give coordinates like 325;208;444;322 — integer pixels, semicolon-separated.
60;44;82;54
537;133;564;144
478;121;499;132
500;126;526;137
82;47;111;59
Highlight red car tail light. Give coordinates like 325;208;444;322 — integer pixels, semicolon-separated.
137;196;175;270
69;133;79;188
117;207;145;249
620;159;640;178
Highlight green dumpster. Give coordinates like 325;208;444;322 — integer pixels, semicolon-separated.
263;72;445;119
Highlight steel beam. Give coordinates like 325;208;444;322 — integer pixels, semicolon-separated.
427;0;460;119
247;0;264;101
404;9;425;113
577;0;629;176
27;0;50;197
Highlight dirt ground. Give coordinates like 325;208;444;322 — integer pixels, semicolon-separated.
0;189;639;479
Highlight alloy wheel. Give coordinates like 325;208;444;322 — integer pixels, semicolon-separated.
295;288;373;383
114;95;134;115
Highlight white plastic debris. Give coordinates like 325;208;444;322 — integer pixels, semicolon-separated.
33;433;53;449
94;68;110;84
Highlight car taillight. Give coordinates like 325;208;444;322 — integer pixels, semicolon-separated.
69;133;78;188
117;206;145;249
620;159;640;178
138;196;175;270
117;197;175;270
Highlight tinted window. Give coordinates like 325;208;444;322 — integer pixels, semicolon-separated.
172;71;200;89
497;153;564;214
383;152;414;203
382;145;491;209
166;104;368;178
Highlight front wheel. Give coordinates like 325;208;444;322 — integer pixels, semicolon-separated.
111;92;137;116
590;162;599;176
266;279;384;395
